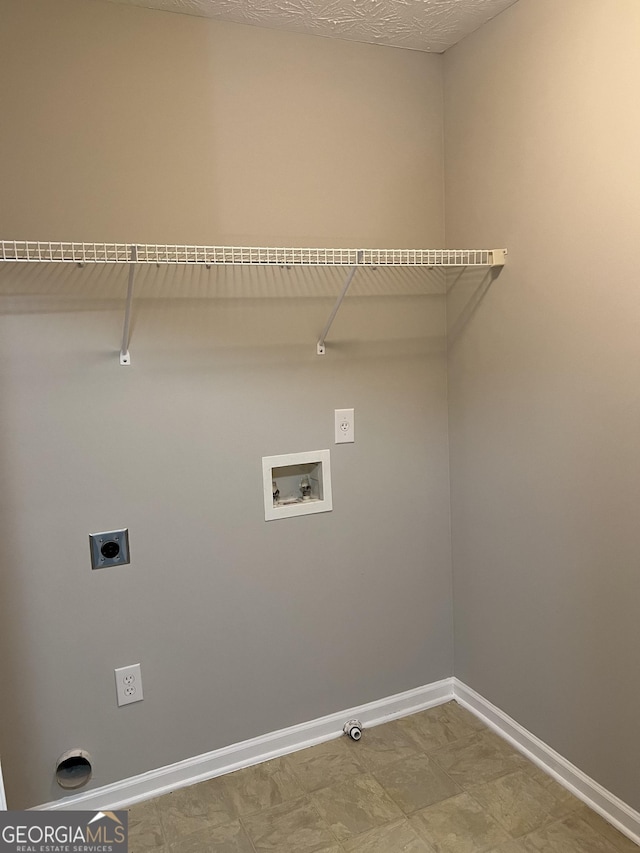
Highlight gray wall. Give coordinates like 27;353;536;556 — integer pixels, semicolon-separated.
0;0;452;808
445;0;640;811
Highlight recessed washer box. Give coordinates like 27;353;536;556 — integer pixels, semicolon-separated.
263;450;332;521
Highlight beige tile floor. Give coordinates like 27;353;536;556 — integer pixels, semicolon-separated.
128;701;639;852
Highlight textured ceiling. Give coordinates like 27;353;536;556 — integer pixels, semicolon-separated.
103;0;519;52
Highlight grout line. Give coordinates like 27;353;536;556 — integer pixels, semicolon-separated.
236;813;259;853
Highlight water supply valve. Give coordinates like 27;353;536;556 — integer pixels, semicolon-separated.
343;719;363;741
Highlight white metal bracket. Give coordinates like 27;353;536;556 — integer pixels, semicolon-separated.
119;245;137;365
317;252;362;355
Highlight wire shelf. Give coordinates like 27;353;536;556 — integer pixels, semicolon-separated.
0;241;505;268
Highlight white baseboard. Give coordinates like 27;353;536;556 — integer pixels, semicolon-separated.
453;679;640;847
0;759;7;811
37;678;454;811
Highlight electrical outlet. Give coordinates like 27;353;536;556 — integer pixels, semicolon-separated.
335;408;355;443
115;663;143;707
90;529;130;570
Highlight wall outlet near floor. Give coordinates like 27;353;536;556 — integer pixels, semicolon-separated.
335;408;355;443
115;663;143;707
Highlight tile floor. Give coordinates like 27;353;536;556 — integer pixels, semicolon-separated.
128;701;638;852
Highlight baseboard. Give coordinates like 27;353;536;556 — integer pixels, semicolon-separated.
37;678;454;811
453;679;640;847
0;759;7;811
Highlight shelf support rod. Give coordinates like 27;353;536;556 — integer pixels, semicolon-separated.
119;245;137;365
316;253;362;355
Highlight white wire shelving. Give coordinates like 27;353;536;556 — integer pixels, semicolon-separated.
0;241;505;269
0;240;506;362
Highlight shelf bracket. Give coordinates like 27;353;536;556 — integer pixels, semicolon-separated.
316;253;362;355
119;245;137;366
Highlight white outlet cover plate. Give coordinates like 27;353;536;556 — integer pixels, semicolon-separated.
115;663;143;707
335;408;355;443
